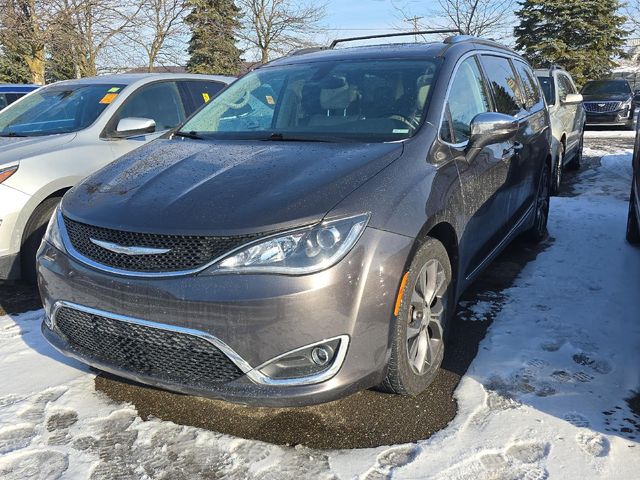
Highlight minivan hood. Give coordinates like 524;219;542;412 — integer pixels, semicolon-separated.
0;133;76;167
63;138;404;235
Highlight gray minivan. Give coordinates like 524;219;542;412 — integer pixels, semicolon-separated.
38;34;552;406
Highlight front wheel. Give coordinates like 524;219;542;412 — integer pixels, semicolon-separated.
627;184;640;245
20;197;61;284
525;161;550;243
379;238;452;395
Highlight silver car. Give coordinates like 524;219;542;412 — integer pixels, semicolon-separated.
0;73;233;282
535;66;586;194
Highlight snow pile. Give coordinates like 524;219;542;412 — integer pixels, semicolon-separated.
0;144;639;479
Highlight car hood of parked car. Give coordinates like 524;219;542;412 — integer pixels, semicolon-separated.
62;138;404;235
581;93;632;102
0;133;76;168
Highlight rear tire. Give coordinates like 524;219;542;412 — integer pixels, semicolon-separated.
379;238;452;395
525;160;550;243
627;184;640;245
20;197;61;284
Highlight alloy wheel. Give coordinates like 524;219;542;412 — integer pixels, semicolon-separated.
406;259;446;375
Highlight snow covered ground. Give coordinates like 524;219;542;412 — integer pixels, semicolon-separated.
0;142;639;479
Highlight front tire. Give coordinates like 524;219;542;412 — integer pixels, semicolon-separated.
379;238;452;395
20;197;61;284
627;184;640;245
525;160;550;243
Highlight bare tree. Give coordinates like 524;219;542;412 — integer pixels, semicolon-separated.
238;0;326;63
123;0;188;71
395;0;515;40
0;0;58;84
57;0;142;77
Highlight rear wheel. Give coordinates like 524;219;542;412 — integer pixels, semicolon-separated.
379;238;452;395
20;197;61;284
627;184;640;245
525;161;550;243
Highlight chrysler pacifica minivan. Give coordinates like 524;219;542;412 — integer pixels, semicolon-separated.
38;34;552;406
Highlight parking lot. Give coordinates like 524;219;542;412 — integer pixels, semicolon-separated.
0;130;638;479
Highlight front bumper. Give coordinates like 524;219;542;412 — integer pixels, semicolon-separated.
585;108;634;126
37;227;413;406
0;184;31;280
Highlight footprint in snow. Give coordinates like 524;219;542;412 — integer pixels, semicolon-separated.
0;449;68;480
0;424;36;455
18;386;68;422
572;353;613;375
360;445;418;480
563;412;590;428
434;441;549;480
576;430;609;457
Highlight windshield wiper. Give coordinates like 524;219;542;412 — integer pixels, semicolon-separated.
0;131;28;137
264;132;346;143
174;130;204;140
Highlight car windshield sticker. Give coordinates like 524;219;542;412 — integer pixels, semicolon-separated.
99;93;119;104
266;95;275;105
202;92;210;103
393;128;410;134
107;87;121;93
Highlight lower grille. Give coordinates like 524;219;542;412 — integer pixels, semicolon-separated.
54;306;244;389
583;101;621;113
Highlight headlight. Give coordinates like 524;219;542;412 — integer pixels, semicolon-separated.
43;207;65;252
622;99;632;109
206;213;369;275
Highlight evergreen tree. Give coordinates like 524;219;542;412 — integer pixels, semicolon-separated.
0;47;32;84
186;0;243;76
514;0;627;86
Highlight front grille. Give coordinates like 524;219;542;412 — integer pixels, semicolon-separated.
63;216;262;273
55;306;244;388
583;101;622;113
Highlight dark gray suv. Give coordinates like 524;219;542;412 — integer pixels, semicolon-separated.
37;33;552;407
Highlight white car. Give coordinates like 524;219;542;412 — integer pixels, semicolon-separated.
535;66;586;194
0;73;233;282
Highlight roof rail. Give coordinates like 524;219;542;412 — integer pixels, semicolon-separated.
329;29;465;49
289;47;329;56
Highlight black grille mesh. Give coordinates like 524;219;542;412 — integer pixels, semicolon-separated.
63;216;261;272
55;307;244;388
583;102;621;113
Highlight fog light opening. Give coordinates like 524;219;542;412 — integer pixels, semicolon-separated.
311;346;332;366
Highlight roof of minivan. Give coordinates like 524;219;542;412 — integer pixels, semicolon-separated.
47;73;235;87
263;38;520;69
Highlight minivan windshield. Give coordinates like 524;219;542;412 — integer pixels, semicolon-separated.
581;80;631;96
0;83;125;137
179;59;440;142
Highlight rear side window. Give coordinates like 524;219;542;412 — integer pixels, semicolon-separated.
0;94;7;110
537;76;555;105
179;80;226;115
481;55;524;116
441;56;491;144
513;61;541;109
557;74;576;102
113;81;186;132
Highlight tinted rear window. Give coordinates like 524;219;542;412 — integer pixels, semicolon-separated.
481;55;524;116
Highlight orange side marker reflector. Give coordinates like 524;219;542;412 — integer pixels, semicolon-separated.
394;272;410;316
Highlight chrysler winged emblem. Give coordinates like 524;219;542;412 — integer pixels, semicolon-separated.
89;238;171;256
598;103;606;107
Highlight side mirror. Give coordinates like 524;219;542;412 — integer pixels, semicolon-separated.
468;112;519;151
562;93;583;105
114;117;156;138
